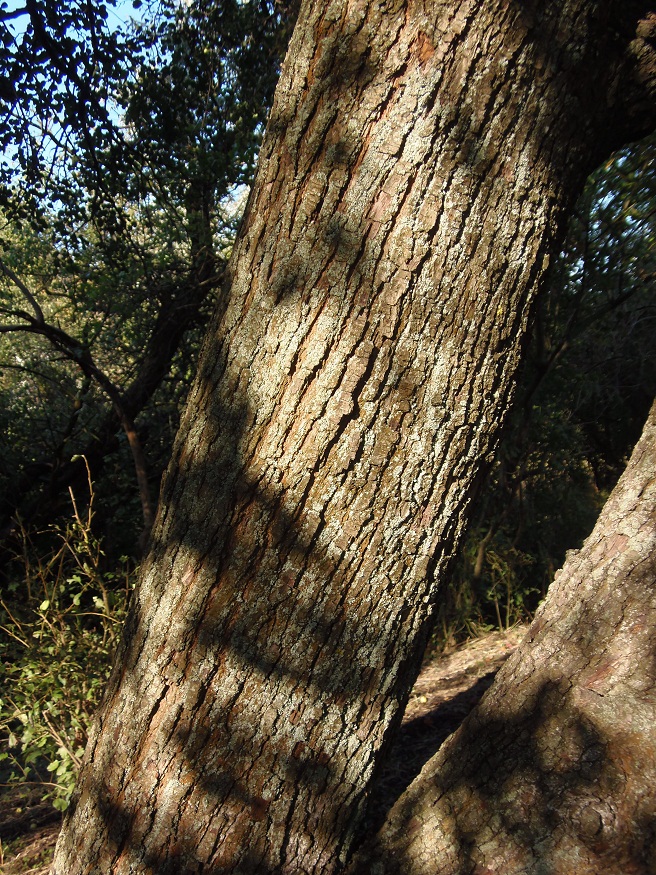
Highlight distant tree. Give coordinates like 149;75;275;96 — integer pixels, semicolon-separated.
0;0;133;227
0;0;296;552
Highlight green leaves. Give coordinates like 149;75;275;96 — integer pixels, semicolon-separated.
0;0;296;549
0;491;135;810
0;0;134;225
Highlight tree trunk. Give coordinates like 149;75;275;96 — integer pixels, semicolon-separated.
52;2;656;873
349;397;656;875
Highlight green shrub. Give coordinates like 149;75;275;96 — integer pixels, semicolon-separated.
0;469;135;811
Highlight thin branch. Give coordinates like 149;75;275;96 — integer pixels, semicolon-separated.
0;7;28;22
0;271;156;535
0;360;69;389
0;259;45;324
0;621;30;648
0;322;33;333
42;712;83;770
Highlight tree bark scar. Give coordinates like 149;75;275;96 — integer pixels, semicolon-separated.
251;796;270;822
412;31;435;66
605;532;628;557
582;660;617;694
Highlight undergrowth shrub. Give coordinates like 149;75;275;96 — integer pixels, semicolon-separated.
0;469;135;810
431;529;541;652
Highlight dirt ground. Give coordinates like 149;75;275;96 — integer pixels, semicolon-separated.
0;625;526;873
0;782;61;875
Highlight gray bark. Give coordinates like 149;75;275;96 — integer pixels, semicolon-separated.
53;1;656;873
350;397;656;875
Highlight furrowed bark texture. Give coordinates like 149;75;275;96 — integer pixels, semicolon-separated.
350;398;656;875
53;1;656;873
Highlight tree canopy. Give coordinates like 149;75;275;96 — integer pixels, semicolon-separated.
0;0;296;553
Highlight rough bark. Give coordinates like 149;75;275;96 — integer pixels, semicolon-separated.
350;397;656;875
53;2;656;873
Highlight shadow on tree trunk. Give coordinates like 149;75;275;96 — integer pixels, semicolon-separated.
350;399;656;875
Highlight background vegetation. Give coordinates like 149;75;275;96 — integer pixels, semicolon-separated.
0;0;654;808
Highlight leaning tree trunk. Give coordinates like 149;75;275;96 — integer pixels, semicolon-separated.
53;1;656;873
350;397;656;875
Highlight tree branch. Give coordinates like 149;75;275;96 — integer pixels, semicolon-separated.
0;322;33;333
0;7;28;22
0;264;155;538
0;258;45;324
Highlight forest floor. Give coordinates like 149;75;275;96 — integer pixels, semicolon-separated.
0;624;527;873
